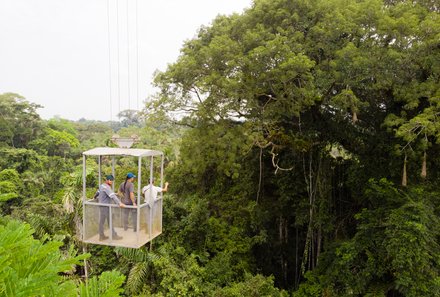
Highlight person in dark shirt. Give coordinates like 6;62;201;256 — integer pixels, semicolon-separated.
119;172;137;231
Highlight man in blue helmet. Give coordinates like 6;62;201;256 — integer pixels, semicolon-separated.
98;174;125;240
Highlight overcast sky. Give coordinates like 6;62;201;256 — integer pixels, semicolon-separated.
0;0;252;121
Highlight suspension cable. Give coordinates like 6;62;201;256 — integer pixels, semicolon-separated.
116;0;121;116
107;0;113;127
135;0;139;110
126;0;131;110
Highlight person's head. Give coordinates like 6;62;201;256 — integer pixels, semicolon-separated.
126;172;136;181
105;174;114;185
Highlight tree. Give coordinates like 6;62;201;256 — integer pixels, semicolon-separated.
149;0;440;292
0;169;21;202
0;219;127;297
295;179;440;296
29;128;80;157
0;93;43;148
117;109;142;127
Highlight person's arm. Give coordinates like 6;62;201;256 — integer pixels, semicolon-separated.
129;183;136;205
130;192;136;205
103;185;125;207
162;182;169;193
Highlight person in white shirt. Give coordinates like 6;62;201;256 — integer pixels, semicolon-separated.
142;179;169;206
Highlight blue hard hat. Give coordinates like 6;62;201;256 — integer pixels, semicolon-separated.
127;172;136;178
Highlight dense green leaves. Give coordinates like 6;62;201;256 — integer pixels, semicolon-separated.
0;93;43;148
149;0;440;294
78;270;126;297
295;180;440;296
0;220;85;297
0;169;20;202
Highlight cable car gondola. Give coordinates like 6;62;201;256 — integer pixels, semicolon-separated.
81;141;164;248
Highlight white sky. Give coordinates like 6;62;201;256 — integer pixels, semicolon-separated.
0;0;252;121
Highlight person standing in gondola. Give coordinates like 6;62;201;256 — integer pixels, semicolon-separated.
119;172;137;231
98;174;125;240
142;179;169;206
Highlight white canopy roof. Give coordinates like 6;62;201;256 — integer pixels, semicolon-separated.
83;147;163;157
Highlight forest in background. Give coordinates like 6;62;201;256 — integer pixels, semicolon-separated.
1;0;439;296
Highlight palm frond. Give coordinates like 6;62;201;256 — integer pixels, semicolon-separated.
126;262;150;295
78;270;125;297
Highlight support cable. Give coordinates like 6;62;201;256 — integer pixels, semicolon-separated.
135;0;139;110
126;0;131;110
106;0;113;127
116;0;121;115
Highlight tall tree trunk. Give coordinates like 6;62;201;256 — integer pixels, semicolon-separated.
421;151;427;179
316;224;322;267
257;147;263;203
301;151;318;274
284;218;288;285
279;216;288;286
352;110;358;124
295;226;299;289
402;154;407;187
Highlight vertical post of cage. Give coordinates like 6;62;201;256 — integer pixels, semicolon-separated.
82;154;87;242
137;157;142;205
160;153;164;234
149;155;154;239
137;156;142;242
109;205;113;241
98;155;101;184
112;156;116;191
83;154;87;201
82;153;88;278
160;153;164;198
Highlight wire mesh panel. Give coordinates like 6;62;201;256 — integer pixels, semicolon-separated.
140;204;151;242
151;198;163;240
83;203;151;248
83;203;100;241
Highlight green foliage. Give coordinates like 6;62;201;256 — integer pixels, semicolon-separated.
151;245;206;296
0;93;43;148
117;109;142;127
148;0;440;293
213;273;288;297
385;200;440;296
117;121;184;166
0;219;87;297
47;117;78;136
10;196;72;241
86;245;122;277
297;179;440;296
0;169;21;203
0;182;18;202
74;119;113;149
30;127;80;157
292;272;324;297
78;270;126;297
0;147;42;174
0;169;20;185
